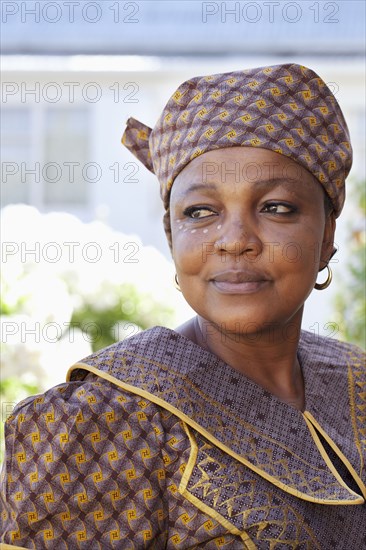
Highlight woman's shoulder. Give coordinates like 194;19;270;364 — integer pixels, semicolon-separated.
72;325;177;372
5;375;160;432
68;325;185;389
6;326;178;428
299;329;365;370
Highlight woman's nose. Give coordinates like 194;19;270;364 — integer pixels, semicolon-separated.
214;219;262;258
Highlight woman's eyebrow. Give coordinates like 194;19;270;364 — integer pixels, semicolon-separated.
180;182;218;195
254;177;298;192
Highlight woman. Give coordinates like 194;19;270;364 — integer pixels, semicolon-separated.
1;63;365;549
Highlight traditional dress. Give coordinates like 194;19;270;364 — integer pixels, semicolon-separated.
1;326;365;549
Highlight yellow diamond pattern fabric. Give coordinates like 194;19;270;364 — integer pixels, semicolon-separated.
1;379;243;548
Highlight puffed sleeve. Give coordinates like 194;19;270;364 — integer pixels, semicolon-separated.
0;377;169;549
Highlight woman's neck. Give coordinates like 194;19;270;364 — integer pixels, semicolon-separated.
175;315;305;411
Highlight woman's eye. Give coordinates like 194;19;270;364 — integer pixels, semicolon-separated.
262;203;295;214
183;206;216;219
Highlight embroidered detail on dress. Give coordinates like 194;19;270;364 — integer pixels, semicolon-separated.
180;425;320;549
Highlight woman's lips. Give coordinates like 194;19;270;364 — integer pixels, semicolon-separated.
211;280;269;294
210;270;269;294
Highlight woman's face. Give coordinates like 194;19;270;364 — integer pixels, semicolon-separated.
170;147;335;337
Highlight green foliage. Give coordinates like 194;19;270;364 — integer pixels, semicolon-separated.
0;378;39;402
334;180;366;349
71;283;175;352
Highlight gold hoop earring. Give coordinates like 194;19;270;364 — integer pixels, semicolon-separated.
174;273;181;292
315;265;332;290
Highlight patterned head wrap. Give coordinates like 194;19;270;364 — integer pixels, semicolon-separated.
121;63;352;249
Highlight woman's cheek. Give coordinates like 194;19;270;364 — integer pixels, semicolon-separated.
173;235;207;274
288;228;324;273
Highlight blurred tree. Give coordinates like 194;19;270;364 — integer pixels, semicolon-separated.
334;179;366;348
71;282;175;352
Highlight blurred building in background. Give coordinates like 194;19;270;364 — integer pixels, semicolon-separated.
1;0;365;332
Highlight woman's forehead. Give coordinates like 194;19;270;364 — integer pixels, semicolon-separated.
172;147;317;192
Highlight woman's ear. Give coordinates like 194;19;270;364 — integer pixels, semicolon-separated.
320;212;336;270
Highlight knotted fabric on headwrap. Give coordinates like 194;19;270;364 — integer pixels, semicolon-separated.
121;63;352;248
121;117;154;173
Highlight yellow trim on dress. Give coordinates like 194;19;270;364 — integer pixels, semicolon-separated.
0;545;29;549
303;411;366;499
347;353;365;476
67;363;365;506
178;422;257;549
